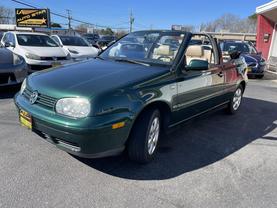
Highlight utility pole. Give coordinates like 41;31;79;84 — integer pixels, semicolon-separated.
129;10;134;33
66;9;72;30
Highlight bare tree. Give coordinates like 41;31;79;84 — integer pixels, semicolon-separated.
75;24;91;34
200;13;257;33
114;30;128;38
0;6;14;24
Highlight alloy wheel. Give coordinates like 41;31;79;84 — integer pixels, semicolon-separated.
147;117;160;155
233;88;242;111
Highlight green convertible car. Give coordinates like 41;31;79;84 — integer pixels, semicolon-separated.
15;30;248;163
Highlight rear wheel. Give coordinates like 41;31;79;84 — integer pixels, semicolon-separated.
226;85;243;114
128;109;161;163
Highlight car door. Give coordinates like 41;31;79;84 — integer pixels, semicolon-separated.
172;36;226;124
221;58;244;101
173;66;225;123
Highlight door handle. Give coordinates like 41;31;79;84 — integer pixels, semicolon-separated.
217;72;224;77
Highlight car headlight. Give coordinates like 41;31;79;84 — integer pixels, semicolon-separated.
55;98;91;118
260;59;266;66
68;49;79;54
20;78;27;95
25;53;41;60
13;54;24;65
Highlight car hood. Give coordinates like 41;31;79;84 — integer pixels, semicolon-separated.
0;48;13;64
241;53;263;64
64;46;98;57
28;59;169;98
20;46;67;57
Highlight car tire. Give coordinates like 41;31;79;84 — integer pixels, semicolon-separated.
226;85;243;115
256;75;264;79
128;109;161;163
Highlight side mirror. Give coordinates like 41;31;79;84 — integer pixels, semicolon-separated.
186;59;209;71
257;51;262;55
229;50;241;60
5;42;15;48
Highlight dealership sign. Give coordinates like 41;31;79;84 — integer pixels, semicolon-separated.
16;8;51;28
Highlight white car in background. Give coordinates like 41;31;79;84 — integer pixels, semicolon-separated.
51;35;99;61
1;31;71;72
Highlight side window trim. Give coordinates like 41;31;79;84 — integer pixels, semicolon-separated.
11;33;16;45
5;33;10;43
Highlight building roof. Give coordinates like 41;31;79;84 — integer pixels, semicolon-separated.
256;0;277;22
8;31;49;36
0;24;32;31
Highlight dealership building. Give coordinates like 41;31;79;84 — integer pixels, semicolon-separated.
256;0;277;71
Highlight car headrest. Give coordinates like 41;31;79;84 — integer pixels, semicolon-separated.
186;45;204;57
154;45;173;56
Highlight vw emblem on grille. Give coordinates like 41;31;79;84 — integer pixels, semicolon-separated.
29;91;38;104
53;57;57;61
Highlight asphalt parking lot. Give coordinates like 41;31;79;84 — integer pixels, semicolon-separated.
1;78;277;208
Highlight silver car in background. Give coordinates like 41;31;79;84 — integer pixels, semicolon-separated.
0;48;27;87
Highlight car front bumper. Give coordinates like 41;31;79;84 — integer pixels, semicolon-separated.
14;93;133;158
25;59;72;72
0;62;27;87
247;64;266;75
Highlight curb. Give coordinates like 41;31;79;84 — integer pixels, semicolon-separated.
266;69;277;75
264;70;277;80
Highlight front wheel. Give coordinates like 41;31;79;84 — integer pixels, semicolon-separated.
128;109;161;163
226;85;243;114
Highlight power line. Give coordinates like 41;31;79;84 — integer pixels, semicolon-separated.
10;0;129;30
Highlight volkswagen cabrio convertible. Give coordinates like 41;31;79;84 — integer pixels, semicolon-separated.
14;30;247;163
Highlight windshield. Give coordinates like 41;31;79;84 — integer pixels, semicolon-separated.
100;31;186;66
100;36;115;41
221;42;257;54
59;36;89;46
17;34;58;47
83;34;99;39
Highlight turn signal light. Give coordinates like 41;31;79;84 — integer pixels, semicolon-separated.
112;122;125;129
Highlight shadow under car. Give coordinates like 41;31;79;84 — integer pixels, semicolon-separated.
71;97;277;180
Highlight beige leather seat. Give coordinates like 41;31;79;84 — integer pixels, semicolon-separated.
185;45;207;65
153;45;174;62
203;49;212;63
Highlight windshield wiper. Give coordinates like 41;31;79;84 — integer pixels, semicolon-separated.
114;58;150;66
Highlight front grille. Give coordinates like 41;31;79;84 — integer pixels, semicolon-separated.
23;87;57;109
33;129;81;152
248;62;257;68
0;73;16;84
40;57;67;61
28;65;52;71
